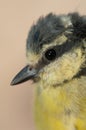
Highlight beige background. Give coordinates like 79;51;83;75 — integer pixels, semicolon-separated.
0;0;86;130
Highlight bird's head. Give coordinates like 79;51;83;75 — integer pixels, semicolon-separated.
11;13;86;87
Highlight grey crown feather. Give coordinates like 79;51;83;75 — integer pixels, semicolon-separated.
26;13;86;53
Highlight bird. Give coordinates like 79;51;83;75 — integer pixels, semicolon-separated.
11;12;86;130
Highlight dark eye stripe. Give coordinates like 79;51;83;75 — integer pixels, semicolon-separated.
36;39;81;70
54;39;80;58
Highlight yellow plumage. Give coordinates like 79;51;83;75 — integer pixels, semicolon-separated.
34;77;86;130
11;13;86;130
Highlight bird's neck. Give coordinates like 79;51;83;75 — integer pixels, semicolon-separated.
35;76;86;115
34;77;86;130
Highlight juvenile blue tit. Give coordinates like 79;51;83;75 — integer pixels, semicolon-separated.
11;13;86;130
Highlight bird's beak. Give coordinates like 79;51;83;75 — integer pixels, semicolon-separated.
11;65;38;85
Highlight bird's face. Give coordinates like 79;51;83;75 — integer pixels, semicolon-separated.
11;34;85;87
26;35;85;87
11;13;86;87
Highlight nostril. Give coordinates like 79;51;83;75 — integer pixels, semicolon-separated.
28;64;34;71
29;67;32;71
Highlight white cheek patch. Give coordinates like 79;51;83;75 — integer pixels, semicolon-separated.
41;48;84;86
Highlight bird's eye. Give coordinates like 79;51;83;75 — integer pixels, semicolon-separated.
44;49;56;61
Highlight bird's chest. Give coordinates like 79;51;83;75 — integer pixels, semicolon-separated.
34;86;76;130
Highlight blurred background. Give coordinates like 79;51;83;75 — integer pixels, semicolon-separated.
0;0;86;130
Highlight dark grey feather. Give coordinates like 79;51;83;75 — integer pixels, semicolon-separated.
26;13;86;53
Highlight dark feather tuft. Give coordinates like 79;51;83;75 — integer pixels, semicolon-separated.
26;13;86;53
